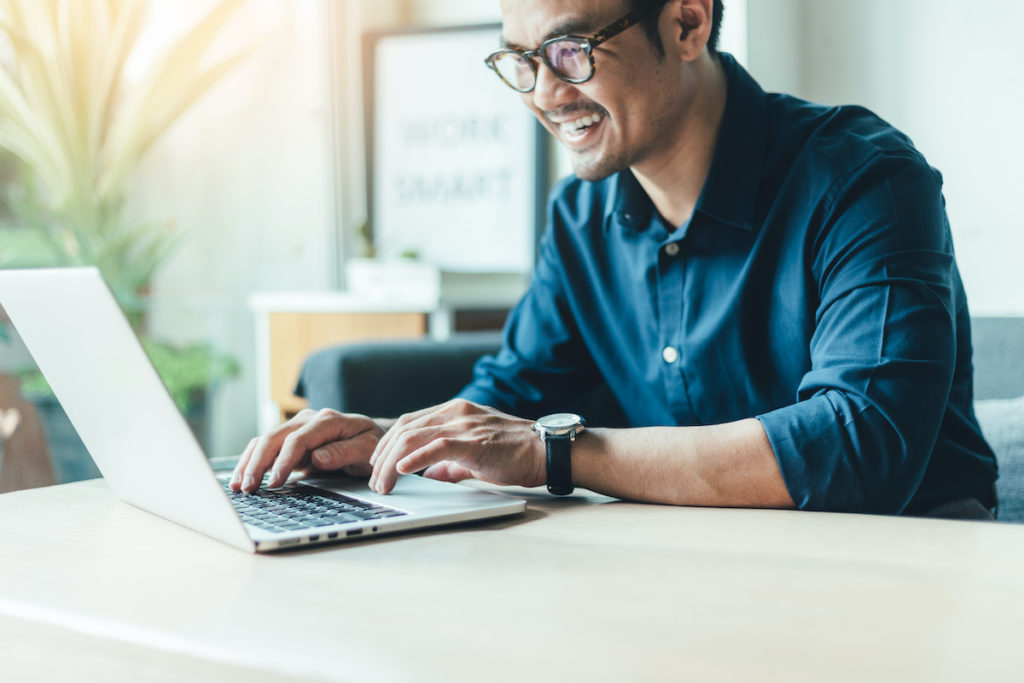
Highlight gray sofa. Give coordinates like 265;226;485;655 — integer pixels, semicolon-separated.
297;317;1024;521
970;318;1024;521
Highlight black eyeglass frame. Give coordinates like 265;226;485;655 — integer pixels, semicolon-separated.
484;5;656;93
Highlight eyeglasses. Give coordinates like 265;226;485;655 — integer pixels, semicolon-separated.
484;6;656;93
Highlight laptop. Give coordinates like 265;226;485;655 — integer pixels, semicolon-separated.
0;267;525;552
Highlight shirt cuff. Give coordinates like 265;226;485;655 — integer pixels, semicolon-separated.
756;394;870;512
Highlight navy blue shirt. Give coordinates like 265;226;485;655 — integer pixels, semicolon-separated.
458;55;997;515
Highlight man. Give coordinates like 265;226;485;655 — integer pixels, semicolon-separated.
233;0;998;517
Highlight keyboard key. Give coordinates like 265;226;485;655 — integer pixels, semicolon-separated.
221;479;404;532
325;514;361;524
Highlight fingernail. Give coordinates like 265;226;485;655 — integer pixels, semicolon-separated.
242;474;254;491
267;471;280;488
313;451;330;468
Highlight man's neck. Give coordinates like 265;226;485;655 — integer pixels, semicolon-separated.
631;55;728;229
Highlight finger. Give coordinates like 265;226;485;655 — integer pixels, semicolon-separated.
369;422;440;490
369;401;461;466
268;413;335;486
369;400;482;486
238;410;326;492
308;430;379;473
338;459;374;478
394;437;462;476
266;431;312;489
269;411;378;487
369;412;420;472
369;412;416;467
230;438;259;490
375;435;455;494
242;432;287;493
421;461;475;483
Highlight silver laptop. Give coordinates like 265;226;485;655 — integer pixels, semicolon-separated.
0;267;525;552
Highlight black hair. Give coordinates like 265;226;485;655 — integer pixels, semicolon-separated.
634;0;725;58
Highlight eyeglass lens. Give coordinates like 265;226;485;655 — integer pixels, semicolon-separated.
543;40;591;81
492;52;536;92
492;39;592;92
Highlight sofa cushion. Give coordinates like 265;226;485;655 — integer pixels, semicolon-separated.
970;318;1024;400
295;333;504;417
974;395;1024;522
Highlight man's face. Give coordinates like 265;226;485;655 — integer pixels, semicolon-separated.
500;0;684;182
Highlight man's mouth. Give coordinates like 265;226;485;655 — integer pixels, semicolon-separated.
558;112;604;144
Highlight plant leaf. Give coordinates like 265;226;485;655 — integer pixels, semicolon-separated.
100;0;246;199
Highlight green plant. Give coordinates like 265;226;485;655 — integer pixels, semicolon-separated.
0;0;247;308
0;0;248;409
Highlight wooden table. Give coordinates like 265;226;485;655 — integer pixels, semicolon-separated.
1;479;1023;682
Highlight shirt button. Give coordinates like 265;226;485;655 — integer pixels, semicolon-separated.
664;243;680;257
662;346;679;364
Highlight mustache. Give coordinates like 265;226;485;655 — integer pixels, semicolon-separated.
543;103;608;122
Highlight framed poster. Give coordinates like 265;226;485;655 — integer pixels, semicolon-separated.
365;24;546;273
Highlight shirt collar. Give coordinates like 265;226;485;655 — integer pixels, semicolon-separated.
609;53;767;233
608;169;653;230
695;53;767;232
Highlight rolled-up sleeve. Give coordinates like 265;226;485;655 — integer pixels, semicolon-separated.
757;153;957;513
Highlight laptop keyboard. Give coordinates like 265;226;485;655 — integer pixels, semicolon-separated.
222;480;407;534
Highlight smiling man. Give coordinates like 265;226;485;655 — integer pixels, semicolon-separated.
234;0;998;518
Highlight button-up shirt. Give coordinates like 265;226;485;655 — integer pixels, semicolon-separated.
457;54;997;515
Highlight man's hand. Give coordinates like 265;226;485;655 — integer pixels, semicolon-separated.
368;399;545;494
230;409;384;493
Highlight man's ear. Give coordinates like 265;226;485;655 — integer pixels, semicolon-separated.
664;0;713;61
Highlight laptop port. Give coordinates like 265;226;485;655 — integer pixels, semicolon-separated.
309;534;319;542
327;532;339;539
346;528;364;537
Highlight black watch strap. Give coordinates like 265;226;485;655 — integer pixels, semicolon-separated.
545;435;574;496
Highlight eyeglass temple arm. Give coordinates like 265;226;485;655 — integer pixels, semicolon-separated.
587;7;653;49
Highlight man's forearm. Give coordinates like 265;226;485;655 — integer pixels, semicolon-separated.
573;419;795;508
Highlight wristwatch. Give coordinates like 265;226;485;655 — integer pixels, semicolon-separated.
532;413;586;496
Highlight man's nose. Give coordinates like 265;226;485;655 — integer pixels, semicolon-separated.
531;62;576;112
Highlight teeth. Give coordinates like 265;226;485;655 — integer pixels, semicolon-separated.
559;112;602;135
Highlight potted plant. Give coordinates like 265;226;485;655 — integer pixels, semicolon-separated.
0;0;247;482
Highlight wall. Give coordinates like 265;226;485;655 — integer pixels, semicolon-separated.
131;0;337;458
406;0;500;24
131;0;417;458
747;0;1024;315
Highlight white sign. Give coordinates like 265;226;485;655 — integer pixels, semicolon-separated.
371;26;540;273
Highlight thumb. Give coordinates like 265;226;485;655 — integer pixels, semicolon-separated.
310;431;378;471
422;461;476;483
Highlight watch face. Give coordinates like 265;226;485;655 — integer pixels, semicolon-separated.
536;413;584;431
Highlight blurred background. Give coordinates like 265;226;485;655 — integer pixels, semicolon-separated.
0;0;1020;489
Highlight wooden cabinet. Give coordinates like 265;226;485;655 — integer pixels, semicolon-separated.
249;274;529;432
249;293;434;432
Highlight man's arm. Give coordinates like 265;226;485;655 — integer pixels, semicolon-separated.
367;399;794;509
574;421;793;507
